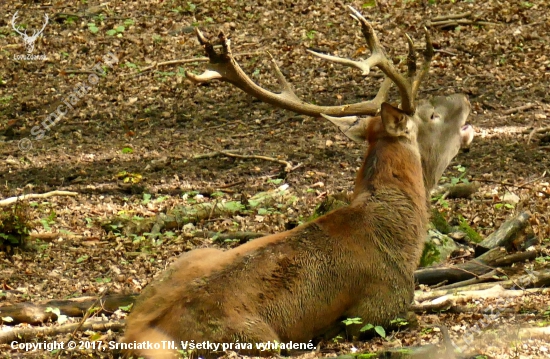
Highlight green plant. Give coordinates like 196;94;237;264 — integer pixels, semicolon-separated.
39;210;56;231
142;193;152;205
360;323;386;338
494;203;514;210
0;95;13;103
390;317;409;328
535;256;550;264
305;30;316;40
342;317;362;325
421;327;434;335
0;201;32;246
87;23;99;34
106;25;125;36
451;164;469;185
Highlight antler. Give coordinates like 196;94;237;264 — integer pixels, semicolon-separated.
185;28;391;117
11;11;27;37
308;6;434;115
32;14;49;38
186;6;433;117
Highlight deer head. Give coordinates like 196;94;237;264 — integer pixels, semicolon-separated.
11;11;49;54
185;6;474;193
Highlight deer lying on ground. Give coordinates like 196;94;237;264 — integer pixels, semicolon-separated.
123;101;427;359
123;7;473;358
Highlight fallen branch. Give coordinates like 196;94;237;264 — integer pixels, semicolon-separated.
414;247;538;286
101;185;295;236
192;230;267;244
431;11;472;22
192;149;241;159
435;269;499;290
0;320;125;344
208;150;296;172
522;125;550;135
428;19;499;28
478;211;530;250
0;294;136;325
501;103;536;115
431;181;480;199
519;326;550;340
0;191;78;207
412;285;547;313
415;269;550;302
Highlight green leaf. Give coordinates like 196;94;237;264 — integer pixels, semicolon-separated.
119;304;133;312
362;0;376;7
360;323;374;332
142;193;152;204
106;29;117;36
374;326;386;338
76;255;89;263
342;317;362;326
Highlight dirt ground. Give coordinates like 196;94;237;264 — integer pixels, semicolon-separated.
0;0;549;358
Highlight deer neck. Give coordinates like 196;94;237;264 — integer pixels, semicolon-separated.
352;139;425;205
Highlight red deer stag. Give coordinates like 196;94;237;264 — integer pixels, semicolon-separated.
123;101;427;359
185;6;474;193
122;6;473;358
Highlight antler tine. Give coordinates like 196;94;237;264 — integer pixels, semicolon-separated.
38;13;49;34
405;34;417;80
185;29;383;117
305;49;375;76
411;28;434;102
11;11;26;36
347;6;415;114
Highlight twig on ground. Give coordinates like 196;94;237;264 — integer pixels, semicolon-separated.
522;126;550;135
434;49;458;57
193;150;242;159
431;12;472;22
436;269;499;290
429;19;499;27
502;103;536;115
0;191;78;207
221;151;294;172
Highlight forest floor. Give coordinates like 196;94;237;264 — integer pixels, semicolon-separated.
0;0;549;358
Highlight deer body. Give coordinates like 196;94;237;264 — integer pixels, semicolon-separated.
125;7;475;358
123;104;428;358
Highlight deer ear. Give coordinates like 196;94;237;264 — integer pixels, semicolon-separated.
320;114;369;144
380;102;409;137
